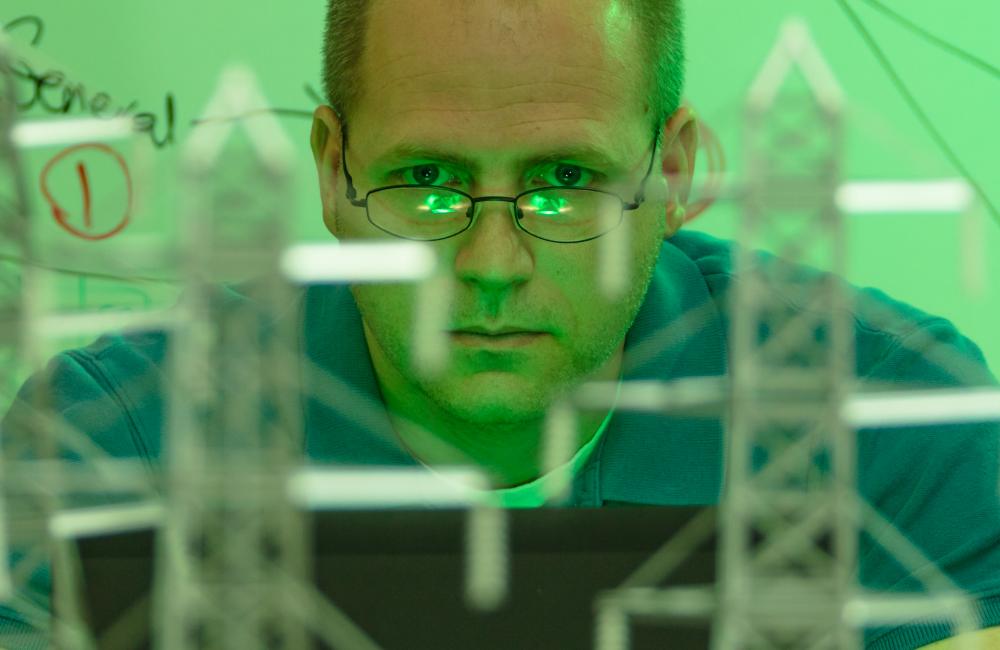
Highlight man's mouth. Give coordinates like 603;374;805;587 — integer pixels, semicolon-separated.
449;330;548;349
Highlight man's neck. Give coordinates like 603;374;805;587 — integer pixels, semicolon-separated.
385;401;610;488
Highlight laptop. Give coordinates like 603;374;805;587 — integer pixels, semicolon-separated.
71;506;717;649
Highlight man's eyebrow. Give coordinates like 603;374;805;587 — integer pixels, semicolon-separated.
370;142;625;174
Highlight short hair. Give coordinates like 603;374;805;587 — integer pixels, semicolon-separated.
321;0;686;142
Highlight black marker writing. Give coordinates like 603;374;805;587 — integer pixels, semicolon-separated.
2;15;43;46
2;15;177;150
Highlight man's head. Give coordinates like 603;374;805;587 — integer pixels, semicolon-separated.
311;0;697;427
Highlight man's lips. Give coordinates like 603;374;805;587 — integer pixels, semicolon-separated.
449;330;548;348
451;326;545;336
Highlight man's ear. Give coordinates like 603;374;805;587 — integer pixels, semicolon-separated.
660;105;699;239
311;105;344;237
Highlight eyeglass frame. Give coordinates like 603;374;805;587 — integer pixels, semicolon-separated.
339;121;664;244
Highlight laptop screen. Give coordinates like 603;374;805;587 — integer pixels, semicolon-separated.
72;506;717;649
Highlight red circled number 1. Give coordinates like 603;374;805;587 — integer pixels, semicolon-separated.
40;143;133;241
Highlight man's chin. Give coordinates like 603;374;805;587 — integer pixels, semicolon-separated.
429;373;558;425
441;401;548;426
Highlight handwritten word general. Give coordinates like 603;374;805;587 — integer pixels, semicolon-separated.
2;15;176;149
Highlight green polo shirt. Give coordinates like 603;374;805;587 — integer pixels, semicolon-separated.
3;229;999;649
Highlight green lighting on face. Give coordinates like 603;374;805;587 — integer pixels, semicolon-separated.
528;193;570;217
423;192;465;215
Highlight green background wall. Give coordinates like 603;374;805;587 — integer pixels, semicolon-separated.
2;1;997;382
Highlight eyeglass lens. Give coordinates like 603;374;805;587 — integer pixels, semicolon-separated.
367;187;624;243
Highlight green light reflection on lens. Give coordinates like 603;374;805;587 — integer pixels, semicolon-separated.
424;192;465;215
528;193;569;217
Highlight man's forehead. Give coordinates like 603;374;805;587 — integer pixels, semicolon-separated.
360;0;642;108
355;0;649;167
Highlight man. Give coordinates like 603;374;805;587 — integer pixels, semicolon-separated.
2;0;999;648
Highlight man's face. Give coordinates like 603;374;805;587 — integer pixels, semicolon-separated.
313;0;685;426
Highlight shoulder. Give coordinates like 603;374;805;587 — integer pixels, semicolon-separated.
1;282;310;464
2;330;169;463
667;237;1000;646
666;229;994;385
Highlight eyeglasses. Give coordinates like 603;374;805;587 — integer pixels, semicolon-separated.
340;123;662;244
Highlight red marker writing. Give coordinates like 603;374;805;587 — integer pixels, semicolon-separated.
76;161;92;229
40;143;133;241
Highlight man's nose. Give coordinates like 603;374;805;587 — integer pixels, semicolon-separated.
452;198;534;293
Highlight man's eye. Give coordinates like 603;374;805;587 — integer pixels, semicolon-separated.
395;164;461;187
390;163;602;189
545;164;598;188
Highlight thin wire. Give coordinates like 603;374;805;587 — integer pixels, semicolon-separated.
859;0;1000;80
190;85;323;127
0;253;176;285
836;0;1000;228
304;84;326;106
190;107;313;126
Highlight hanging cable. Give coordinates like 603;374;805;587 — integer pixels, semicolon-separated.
859;0;1000;81
836;0;1000;228
0;253;174;285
